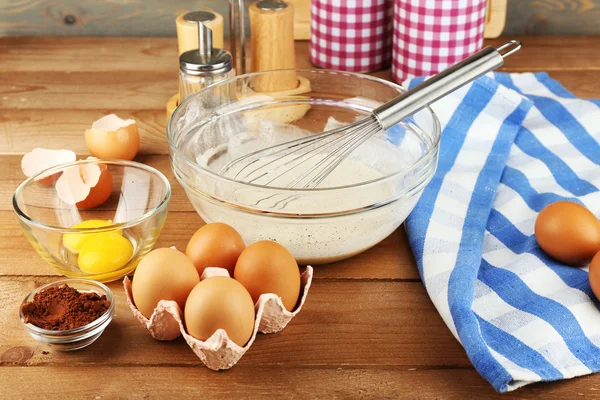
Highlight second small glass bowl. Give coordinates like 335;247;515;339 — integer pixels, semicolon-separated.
13;160;171;282
19;279;115;351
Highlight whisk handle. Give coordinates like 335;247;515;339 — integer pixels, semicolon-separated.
373;40;522;130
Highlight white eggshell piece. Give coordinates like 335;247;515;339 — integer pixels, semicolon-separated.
21;148;76;179
79;163;102;186
201;267;231;280
123;278;183;341
55;164;102;205
91;114;135;130
123;265;314;370
257;267;313;333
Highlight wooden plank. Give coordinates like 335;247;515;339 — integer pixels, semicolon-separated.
0;110;169;156
2;72;599;155
0;71;177;110
541;71;600;100
0;155;192;211
2;37;600;74
486;36;600;72
371;68;600;99
0;0;245;37
0;37;178;73
1;38;600;154
1;364;600;399
0;39;599;115
1;151;418;280
484;0;507;39
504;0;600;36
1;210;418;279
0;279;465;367
2;0;600;37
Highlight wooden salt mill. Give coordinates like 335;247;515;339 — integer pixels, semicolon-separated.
249;0;298;92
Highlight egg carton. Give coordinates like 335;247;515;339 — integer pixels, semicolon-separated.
123;266;313;370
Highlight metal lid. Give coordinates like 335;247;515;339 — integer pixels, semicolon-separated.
183;11;216;23
179;13;232;76
257;0;287;10
180;48;233;76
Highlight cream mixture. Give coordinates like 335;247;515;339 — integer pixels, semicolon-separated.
189;115;428;262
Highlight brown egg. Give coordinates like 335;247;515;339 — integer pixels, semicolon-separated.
233;240;300;311
186;223;246;276
535;201;600;265
85;114;140;161
132;248;200;318
184;276;255;346
589;251;600;300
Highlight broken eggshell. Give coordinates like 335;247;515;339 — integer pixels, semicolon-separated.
123;265;313;370
85;114;140;161
54;159;112;207
21;148;77;185
55;163;101;204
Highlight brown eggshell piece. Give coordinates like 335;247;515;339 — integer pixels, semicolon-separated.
55;163;102;205
85;114;140;161
123;266;313;370
21;148;76;180
75;164;113;209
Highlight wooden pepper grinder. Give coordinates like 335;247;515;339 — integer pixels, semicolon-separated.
249;0;298;92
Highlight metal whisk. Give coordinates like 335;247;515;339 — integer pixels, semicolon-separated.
220;40;522;189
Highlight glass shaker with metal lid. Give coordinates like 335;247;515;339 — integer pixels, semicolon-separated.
179;11;233;102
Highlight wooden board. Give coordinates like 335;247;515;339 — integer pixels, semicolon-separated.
2;0;600;37
484;0;507;39
1;36;600;399
0;279;468;367
504;0;600;36
288;0;311;40
1;36;599;156
0;211;419;280
4;366;600;400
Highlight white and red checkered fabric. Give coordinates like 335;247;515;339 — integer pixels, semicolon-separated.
310;0;394;73
392;0;486;82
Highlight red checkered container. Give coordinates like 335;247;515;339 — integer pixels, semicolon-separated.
310;0;394;73
392;0;486;83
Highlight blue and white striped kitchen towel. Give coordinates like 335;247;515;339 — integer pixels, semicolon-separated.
404;72;600;392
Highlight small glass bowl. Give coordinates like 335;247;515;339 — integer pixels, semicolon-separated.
19;279;115;351
13;159;171;282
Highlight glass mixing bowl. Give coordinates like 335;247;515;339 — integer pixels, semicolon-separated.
13;160;170;282
168;69;440;264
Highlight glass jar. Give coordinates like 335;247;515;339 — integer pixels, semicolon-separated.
178;13;233;103
179;67;234;102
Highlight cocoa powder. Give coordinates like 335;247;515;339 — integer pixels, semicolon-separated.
21;285;110;331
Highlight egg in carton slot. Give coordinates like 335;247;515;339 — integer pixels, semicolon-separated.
123;266;313;370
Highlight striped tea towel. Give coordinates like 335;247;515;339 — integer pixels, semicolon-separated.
404;72;600;392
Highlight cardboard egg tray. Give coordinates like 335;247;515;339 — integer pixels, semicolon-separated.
123;266;313;370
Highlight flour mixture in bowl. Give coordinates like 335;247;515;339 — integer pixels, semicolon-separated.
168;69;440;263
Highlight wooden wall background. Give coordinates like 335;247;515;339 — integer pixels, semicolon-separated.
0;0;599;37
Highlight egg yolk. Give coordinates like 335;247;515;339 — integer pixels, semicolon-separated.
78;233;133;274
63;219;121;254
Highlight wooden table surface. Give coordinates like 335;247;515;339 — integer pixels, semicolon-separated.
1;36;599;399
